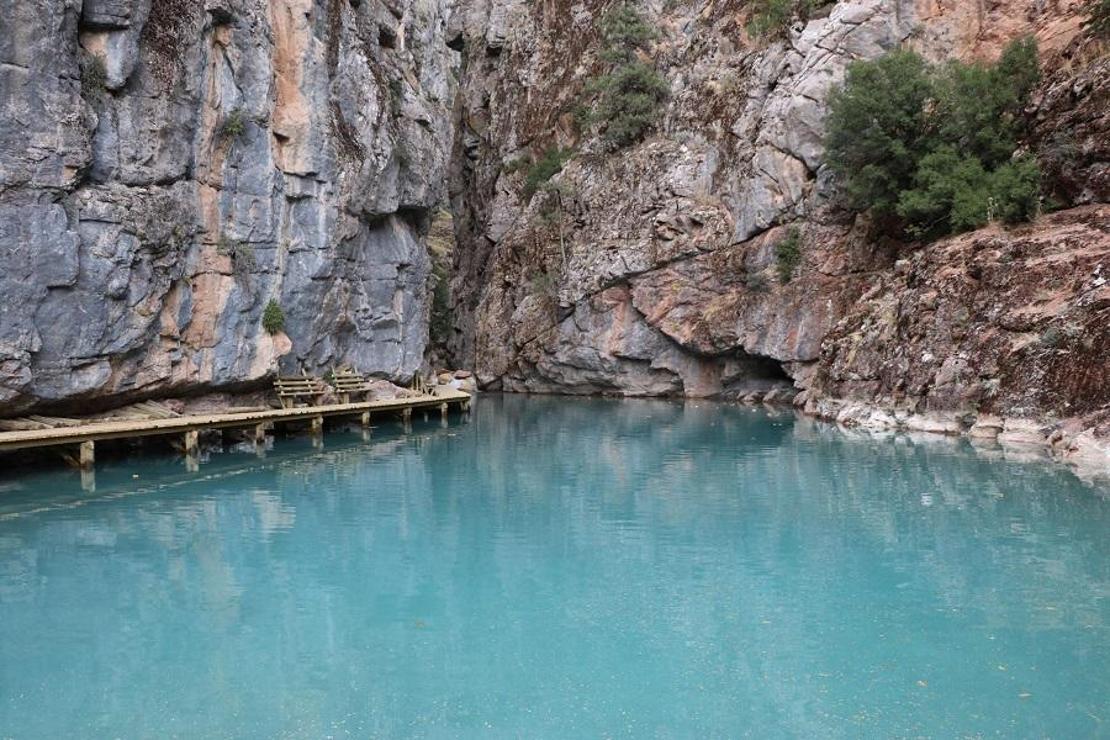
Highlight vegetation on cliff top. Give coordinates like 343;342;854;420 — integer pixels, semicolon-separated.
825;37;1042;240
579;3;669;149
1086;0;1110;36
746;0;834;39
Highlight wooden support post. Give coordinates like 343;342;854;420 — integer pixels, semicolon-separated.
251;423;267;458
80;468;96;493
79;440;95;470
310;415;324;449
360;411;372;442
440;403;449;420
183;430;200;471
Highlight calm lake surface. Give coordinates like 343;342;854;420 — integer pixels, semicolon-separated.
0;395;1108;737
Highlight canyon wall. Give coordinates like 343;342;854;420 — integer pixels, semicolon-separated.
0;0;457;415
447;0;1108;458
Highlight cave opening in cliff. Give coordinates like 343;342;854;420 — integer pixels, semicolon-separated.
744;353;792;382
717;350;796;398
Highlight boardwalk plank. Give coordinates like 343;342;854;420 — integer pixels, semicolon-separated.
0;390;471;452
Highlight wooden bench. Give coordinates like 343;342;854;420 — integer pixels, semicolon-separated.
274;375;327;409
332;370;374;404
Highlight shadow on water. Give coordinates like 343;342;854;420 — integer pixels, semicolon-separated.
0;394;1107;737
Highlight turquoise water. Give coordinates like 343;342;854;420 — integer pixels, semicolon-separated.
1;395;1108;738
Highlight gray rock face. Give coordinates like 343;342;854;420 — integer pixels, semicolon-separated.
0;0;457;414
446;0;1091;400
446;0;921;396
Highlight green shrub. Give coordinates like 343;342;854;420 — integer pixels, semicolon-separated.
825;49;936;216
521;147;575;199
81;53;107;99
825;37;1042;240
262;299;285;335
581;4;669;149
599;3;658;61
589;63;670;148
747;0;833;39
933;36;1038;165
774;226;803;282
220;108;247;139
747;0;792;38
1085;0;1110;36
985;156;1041;223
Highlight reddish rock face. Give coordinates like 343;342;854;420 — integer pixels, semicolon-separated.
813;206;1110;424
1031;56;1110;207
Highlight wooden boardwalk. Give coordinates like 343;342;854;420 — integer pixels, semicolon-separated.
0;389;471;464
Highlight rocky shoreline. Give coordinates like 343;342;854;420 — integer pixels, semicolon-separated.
799;396;1110;482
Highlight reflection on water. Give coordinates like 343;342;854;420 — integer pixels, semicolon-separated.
0;395;1108;737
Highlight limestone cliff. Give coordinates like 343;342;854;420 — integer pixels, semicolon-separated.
446;0;1108;459
0;0;457;415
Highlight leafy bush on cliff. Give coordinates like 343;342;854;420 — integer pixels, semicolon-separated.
521;148;575;199
581;4;669;149
774;227;803;282
825;38;1042;240
588;64;670;148
895;148;1040;234
262;299;285;335
81;53;108;100
747;0;833;39
220;108;247;139
1086;0;1110;36
599;2;658;58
